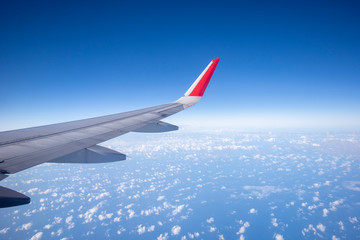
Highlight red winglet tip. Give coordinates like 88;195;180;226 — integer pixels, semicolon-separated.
188;58;220;97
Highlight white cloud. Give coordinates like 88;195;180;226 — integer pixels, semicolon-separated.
16;222;32;231
171;225;181;235
207;217;214;223
349;217;358;224
117;209;122;216
271;218;278;227
125;203;134;209
0;228;10;234
243;185;286;198
157;233;169;240
95;192;110;200
148;225;155;232
209;227;216;232
44;224;52;230
27;188;38;194
249;208;257;214
98;213;113;221
128;209;135;219
274;234;284;240
323;209;329;217
30;232;43;240
330;199;344;211
65;215;74;229
157;196;165;201
236;221;250;235
343;181;360;191
316;223;326;232
80;202;103;223
338;221;345;230
237;226;246;234
116;227;126;235
172;205;185;216
137;225;146;235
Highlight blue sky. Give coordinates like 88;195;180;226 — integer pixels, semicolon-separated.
1;0;359;130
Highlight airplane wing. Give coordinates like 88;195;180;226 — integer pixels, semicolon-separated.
0;58;220;207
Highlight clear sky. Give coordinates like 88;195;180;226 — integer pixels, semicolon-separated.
1;0;359;131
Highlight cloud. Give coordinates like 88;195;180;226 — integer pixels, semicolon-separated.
125;203;134;209
16;222;32;231
98;212;113;221
148;225;155;232
30;232;43;240
316;223;326;232
273;234;284;240
237;221;250;235
209;227;216;232
338;221;345;230
116;227;126;235
128;209;135;219
79;202;103;223
171;225;181;235
44;224;52;230
206;217;214;223
249;208;257;214
343;181;360;191
95;192;110;200
0;228;10;234
323;209;329;217
271;218;278;227
65;216;74;229
242;186;286;199
157;196;165;201
187;232;200;239
172;205;185;216
137;225;146;235
329;199;344;211
157;233;169;240
302;224;317;236
27;188;39;194
51;228;63;237
349;217;358;224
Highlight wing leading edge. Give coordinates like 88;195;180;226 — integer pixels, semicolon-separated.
0;58;220;207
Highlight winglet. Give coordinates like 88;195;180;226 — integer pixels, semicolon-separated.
176;58;219;108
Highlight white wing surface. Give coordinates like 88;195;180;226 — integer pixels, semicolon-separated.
0;58;220;207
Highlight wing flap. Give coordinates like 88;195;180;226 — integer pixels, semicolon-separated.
132;121;178;133
48;145;126;163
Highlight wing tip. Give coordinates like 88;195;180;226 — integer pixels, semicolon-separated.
212;58;220;63
187;58;220;97
176;58;220;107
